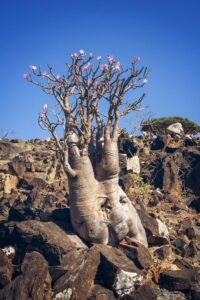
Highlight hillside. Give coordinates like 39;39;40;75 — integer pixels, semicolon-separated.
0;132;199;299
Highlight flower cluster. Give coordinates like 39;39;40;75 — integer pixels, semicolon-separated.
28;65;37;71
23;51;145;86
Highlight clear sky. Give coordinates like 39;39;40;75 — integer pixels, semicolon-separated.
0;0;200;139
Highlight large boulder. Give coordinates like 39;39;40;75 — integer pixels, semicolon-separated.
12;220;87;265
167;123;184;136
0;249;13;289
0;251;52;300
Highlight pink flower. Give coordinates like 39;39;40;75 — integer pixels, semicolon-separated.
79;49;85;56
108;55;115;62
89;52;94;58
87;79;92;85
83;62;92;70
99;64;108;71
56;74;61;80
96;56;102;61
43;104;48;111
40;112;46;120
23;73;29;79
103;64;108;70
70;53;78;59
134;56;141;62
28;65;37;71
42;72;50;78
113;61;121;70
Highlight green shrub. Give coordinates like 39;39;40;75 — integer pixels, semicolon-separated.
141;116;200;135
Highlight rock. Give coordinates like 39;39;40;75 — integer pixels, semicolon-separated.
171;238;185;256
12;220;87;265
190;284;200;300
70;246;100;300
88;284;116;300
119;237;153;269
167;123;184;135
151;136;165;150
148;235;169;247
184;241;198;258
0;249;13;289
1;246;15;258
53;288;72;300
121;284;157;300
186;160;200;196
8;158;26;178
22;172;48;189
0;251;52;300
0;173;18;194
8;204;52;221
188;197;200;213
136;210;169;246
156;219;169;238
173;257;194;270
137;209;159;238
155;289;186;300
154;245;172;259
158;269;199;292
0;162;9;173
53;246;100;300
96;244;143;297
162;156;181;198
0;141;25;159
127;156;140;174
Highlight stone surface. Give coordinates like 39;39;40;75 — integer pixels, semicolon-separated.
121;284;157;300
12;220;87;265
0;249;13;289
127;156;140;174
158;269;199;292
167;122;184;135
119;237;153;269
155;289;186;300
137;209;159;238
96;244;143;297
88;284;116;300
156;219;169;238
0;251;52;300
153;245;172;259
184;241;198;258
53;246;100;300
0;137;200;299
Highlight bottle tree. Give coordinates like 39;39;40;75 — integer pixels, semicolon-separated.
24;50;148;246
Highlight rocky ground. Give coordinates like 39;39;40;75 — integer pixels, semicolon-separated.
0;134;199;299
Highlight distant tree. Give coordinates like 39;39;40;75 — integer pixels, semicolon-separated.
24;50;148;246
141;116;200;136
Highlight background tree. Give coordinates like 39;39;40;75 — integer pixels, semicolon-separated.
24;50;149;246
141;116;200;136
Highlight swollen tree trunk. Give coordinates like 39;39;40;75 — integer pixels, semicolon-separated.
67;133;147;247
27;51;149;247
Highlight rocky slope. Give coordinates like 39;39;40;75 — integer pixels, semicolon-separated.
0;134;199;299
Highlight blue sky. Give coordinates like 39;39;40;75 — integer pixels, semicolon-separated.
0;0;200;139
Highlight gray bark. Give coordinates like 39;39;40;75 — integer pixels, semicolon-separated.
67;133;147;247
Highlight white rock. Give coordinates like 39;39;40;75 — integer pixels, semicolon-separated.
53;288;72;300
2;246;15;256
157;219;169;238
45;137;51;142
127;156;140;174
185;134;193;140
167;123;184;135
113;270;143;297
